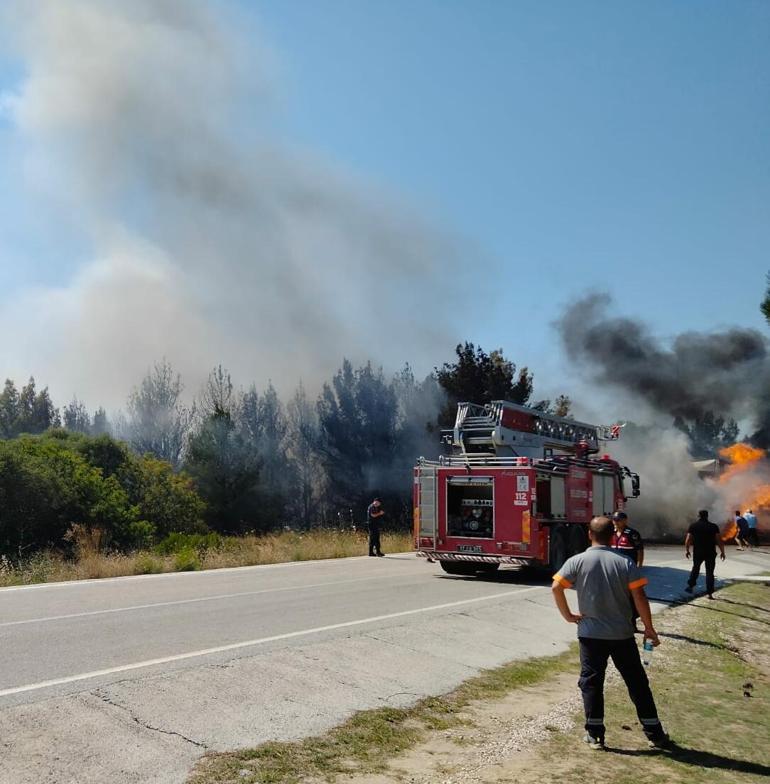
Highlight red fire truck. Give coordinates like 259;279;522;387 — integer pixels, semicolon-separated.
413;400;640;575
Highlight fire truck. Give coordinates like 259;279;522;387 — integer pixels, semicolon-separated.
413;400;640;575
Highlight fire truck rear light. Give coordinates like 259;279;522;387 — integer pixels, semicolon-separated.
419;537;433;547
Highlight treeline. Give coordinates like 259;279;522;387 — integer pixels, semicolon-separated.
1;344;567;557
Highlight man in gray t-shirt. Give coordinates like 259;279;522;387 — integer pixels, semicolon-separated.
552;516;668;750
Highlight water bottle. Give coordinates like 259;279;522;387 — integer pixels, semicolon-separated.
642;638;654;667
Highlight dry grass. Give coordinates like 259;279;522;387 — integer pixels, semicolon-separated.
0;530;414;588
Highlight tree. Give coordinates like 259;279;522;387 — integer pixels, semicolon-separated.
317;360;400;516
199;365;235;419
129;456;206;539
0;435;134;556
435;343;533;426
0;380;20;438
63;398;91;433
92;407;110;435
554;395;572;418
285;382;324;526
761;272;770;326
185;409;262;534
674;412;740;457
126;360;192;468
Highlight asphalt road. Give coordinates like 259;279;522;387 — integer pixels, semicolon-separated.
1;546;767;783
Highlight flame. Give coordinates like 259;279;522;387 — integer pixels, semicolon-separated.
719;443;765;472
717;444;770;538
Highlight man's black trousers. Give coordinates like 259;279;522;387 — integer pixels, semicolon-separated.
368;525;382;556
687;552;716;594
578;637;664;742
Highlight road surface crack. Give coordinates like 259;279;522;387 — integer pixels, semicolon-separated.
91;690;209;749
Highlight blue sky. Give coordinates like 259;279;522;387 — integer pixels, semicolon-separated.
0;0;768;406
252;0;770;351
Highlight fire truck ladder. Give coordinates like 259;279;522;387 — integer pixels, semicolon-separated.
451;403;498;454
448;400;607;457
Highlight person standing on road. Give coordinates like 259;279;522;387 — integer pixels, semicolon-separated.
366;498;385;557
611;511;644;566
744;509;758;548
733;510;750;551
551;516;669;751
684;510;725;599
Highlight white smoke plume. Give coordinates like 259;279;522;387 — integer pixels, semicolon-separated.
0;0;471;408
610;425;718;539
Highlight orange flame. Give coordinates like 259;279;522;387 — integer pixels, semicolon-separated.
717;444;770;540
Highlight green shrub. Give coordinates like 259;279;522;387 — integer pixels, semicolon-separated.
155;531;223;555
0;432;207;558
134;552;163;574
126;520;157;550
174;547;200;572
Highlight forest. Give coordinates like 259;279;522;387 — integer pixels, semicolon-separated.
0;343;561;559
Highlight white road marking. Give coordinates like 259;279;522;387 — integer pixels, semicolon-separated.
0;575;397;628
0;553;389;593
0;586;542;698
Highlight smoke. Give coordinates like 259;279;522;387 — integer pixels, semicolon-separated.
558;293;769;423
611;425;718;538
558;294;770;535
0;0;471;408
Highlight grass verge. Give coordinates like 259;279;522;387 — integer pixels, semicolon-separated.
534;582;770;784
186;649;578;784
0;530;414;588
188;583;770;784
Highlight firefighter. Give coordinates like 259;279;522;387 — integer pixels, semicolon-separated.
366;498;385;557
610;511;644;567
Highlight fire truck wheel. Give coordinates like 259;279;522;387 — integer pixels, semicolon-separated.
439;561;478;576
568;525;588;557
549;525;569;573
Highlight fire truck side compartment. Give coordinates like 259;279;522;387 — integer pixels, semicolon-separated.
550;476;566;518
592;473;616;516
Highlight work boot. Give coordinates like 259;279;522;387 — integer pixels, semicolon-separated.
648;733;672;751
583;733;605;750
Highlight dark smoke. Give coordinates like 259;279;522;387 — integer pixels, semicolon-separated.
558;293;770;428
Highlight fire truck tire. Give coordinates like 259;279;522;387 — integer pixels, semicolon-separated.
568;525;588;557
549;525;569;573
439;561;478;576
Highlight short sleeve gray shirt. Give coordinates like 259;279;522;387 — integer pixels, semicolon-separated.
554;546;648;640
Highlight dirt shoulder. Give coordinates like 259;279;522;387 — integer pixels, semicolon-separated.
189;582;770;784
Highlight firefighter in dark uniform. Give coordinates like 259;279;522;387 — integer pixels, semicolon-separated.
611;511;644;630
611;511;644;567
366;498;385;557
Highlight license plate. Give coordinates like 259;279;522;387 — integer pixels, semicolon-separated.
458;545;483;553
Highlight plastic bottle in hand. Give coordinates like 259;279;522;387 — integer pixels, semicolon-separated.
642;638;654;667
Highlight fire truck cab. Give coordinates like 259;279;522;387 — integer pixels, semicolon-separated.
414;401;640;575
